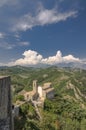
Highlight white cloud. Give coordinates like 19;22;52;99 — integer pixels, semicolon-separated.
42;51;63;65
0;0;19;7
0;40;30;50
9;50;81;66
37;9;77;25
42;51;80;65
63;55;80;63
15;50;43;65
0;42;15;49
0;62;7;66
13;7;78;32
14;34;20;38
0;1;78;34
18;41;30;46
0;0;79;35
12;14;35;31
0;32;5;38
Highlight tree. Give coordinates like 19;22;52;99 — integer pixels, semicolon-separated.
81;118;86;130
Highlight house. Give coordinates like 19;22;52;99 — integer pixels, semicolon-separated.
38;82;55;100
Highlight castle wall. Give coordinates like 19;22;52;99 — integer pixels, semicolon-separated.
0;76;13;130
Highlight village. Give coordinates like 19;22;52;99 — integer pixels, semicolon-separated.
18;80;54;101
13;80;55;120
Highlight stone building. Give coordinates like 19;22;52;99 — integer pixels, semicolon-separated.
38;82;55;99
19;80;39;101
18;80;54;102
0;76;13;130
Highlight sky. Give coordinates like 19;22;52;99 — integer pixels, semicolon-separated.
0;0;86;66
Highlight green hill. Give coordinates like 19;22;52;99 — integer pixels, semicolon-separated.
0;66;86;130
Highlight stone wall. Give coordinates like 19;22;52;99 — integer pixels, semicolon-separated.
0;76;13;130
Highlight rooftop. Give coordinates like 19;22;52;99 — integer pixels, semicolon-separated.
43;82;52;90
42;85;50;90
45;87;54;93
43;82;52;86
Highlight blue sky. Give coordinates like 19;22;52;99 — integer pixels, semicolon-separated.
0;0;86;66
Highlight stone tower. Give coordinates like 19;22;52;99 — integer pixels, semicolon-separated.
33;80;38;93
0;76;13;130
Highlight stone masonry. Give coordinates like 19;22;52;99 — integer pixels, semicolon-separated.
0;76;13;130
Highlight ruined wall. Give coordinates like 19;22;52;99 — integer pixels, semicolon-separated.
0;76;13;130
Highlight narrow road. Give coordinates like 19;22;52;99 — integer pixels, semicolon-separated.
31;99;42;120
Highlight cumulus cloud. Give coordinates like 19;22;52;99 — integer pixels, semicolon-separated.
63;55;80;63
13;7;78;32
15;50;43;65
9;50;81;66
42;51;63;65
42;51;80;65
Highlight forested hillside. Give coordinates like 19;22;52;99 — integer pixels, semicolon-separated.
0;66;86;130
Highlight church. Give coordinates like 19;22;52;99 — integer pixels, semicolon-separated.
38;82;55;99
22;80;55;101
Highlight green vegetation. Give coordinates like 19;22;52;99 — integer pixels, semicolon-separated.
0;66;86;129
